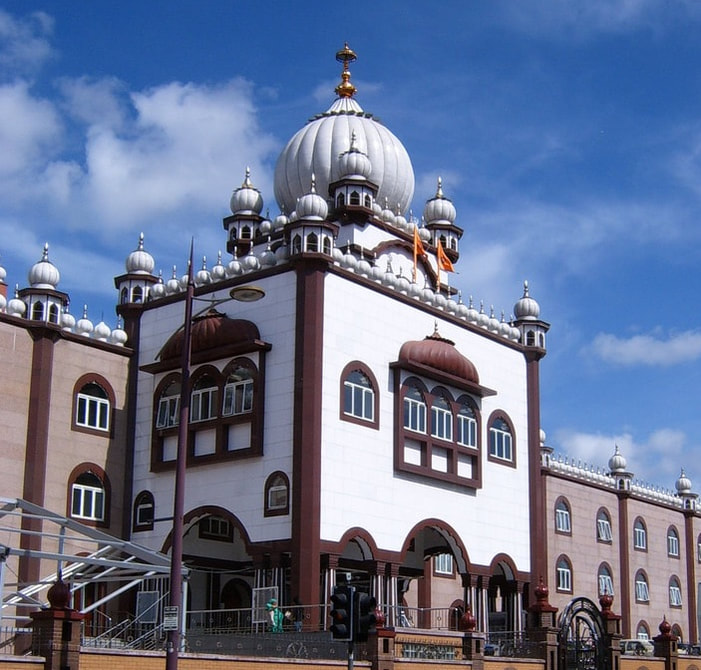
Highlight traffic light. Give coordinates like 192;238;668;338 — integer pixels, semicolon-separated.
330;585;355;641
355;592;377;642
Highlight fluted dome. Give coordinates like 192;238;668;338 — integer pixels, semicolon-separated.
28;244;60;289
423;177;456;225
230;167;264;215
514;280;540;320
676;469;692;494
274;46;414;217
398;326;479;383
608;445;627;473
125;233;155;274
296;176;328;220
160;310;260;361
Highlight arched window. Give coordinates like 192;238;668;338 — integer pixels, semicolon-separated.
191;374;217;423
264;471;290;517
31;301;44;320
292;234;302;254
133;491;154;532
555;498;571;534
344;370;374;421
635;571;649;602
669;576;682;607
132;285;144;303
556;555;572;592
430;394;453;441
337;193;345;208
156;380;181;428
120;287;128;304
241;226;251;239
667;526;680;557
456;399;477;448
71;471;106;522
488;415;514;463
597;508;613;542
364;194;371;208
636;622;650;639
306;232;318;252
403;385;426;433
76;382;110;431
48;304;60;323
634;518;647;551
222;367;254;416
598;564;614;596
671;624;683;641
323;237;332;255
350;190;360;206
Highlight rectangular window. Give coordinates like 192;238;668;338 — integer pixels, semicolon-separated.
557;566;571;592
403;397;426;433
556;509;571;533
135;503;154;526
668;535;679;557
634;527;647;550
268;486;288;510
431;406;453;441
76;394;110;431
191;387;216;422
597;519;612;542
670;585;682;606
344;382;373;421
199;516;232;541
434;553;454;576
489;428;513;461
457;415;477;447
598;574;614;596
156;396;180;428
71;484;105;521
223;380;253;416
635;580;649;602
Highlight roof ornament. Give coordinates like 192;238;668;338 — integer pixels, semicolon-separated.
335;42;357;99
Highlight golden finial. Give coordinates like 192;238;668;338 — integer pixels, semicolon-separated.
335;42;357;98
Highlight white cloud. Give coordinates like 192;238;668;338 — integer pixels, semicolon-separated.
57;76;128;130
0;9;54;76
0;81;62;182
590;330;701;366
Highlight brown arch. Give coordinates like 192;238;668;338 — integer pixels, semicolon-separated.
160;504;253;554
336;527;380;561
399;518;472;574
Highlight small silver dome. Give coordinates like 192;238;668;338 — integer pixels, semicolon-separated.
230;167;264;215
125;233;155;274
423;177;456;226
608;445;627;473
28;243;60;289
514;280;540;320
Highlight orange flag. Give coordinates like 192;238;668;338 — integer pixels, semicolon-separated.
437;241;455;273
413;226;426;282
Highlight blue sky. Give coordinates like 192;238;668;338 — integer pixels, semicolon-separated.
2;1;701;487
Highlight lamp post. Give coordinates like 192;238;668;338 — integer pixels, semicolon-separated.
165;247;265;670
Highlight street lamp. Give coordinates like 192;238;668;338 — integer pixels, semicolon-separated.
166;248;265;670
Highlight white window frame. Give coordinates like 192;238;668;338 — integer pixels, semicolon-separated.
71;482;105;521
403;393;427;433
431;403;453;441
598;571;614;596
457;409;477;447
156;395;180;428
489;420;513;461
597;516;612;542
670;582;682;606
434;553;454;576
635;576;649;602
343;373;374;421
668;529;679;557
557;561;572;592
634;522;647;550
76;391;110;431
191;384;216;423
268;484;288;511
223;378;253;416
556;503;571;533
200;516;231;540
135;502;154;527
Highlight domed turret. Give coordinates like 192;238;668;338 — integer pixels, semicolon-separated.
676;469;692;494
230;167;264;215
338;131;372;180
514;280;540;321
28;243;60;289
296;176;328;221
274;45;414;218
608;445;627;473
513;281;549;352
125;233;155;274
423;177;457;227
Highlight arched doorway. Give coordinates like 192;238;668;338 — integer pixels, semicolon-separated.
558;597;608;670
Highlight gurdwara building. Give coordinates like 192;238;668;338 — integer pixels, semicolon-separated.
1;45;699;643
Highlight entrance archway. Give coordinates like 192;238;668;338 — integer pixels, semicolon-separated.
558;597;608;670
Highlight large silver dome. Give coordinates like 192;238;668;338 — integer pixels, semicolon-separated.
274;45;414;217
